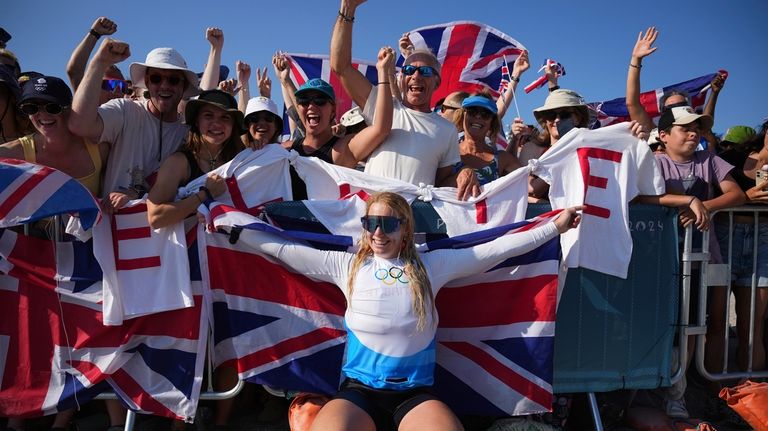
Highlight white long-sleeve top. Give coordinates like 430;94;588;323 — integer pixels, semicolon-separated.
236;221;560;390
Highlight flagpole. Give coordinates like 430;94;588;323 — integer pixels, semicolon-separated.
503;55;523;121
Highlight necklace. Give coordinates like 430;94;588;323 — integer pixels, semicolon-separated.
671;159;696;192
200;146;225;170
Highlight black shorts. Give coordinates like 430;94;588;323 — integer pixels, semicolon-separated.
334;379;439;431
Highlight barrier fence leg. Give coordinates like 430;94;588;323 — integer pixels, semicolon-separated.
123;410;136;431
587;392;604;431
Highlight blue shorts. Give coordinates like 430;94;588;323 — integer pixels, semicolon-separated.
716;222;768;287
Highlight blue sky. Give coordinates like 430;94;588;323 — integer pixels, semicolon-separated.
5;0;767;134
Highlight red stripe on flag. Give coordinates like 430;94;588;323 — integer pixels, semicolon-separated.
431;23;482;107
441;341;552;409
115;226;152;241
116;203;149;215
0;166;53;219
436;275;557;327
475;199;487;224
339;184;350;199
109;368;182;419
206;245;346;315
235;327;346;373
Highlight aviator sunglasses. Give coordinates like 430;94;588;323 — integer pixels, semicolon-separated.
361;215;402;234
401;65;437;77
148;74;183;86
19;102;66;115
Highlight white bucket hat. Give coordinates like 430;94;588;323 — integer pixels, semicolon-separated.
533;89;590;126
340;106;365;127
129;47;199;99
244;96;283;131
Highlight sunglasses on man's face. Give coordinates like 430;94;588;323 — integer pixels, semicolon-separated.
296;96;331;107
148;74;183;86
540;110;573;122
402;65;437;77
361;215;402;234
19;102;66;116
101;79;127;93
440;104;459;113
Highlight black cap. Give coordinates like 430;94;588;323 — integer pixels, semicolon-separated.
19;76;72;106
0;63;20;101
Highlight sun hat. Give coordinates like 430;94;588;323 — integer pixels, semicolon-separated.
129;47;199;98
244;96;283;131
294;78;335;102
0;64;20;101
721;125;756;145
657;106;713;131
184;89;244;135
19;76;72;107
461;95;498;114
340;106;365;127
533;89;589;124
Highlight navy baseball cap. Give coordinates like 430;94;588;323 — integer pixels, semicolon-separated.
19;76;72;106
294;78;335;102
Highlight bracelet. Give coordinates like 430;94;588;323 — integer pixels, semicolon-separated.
510;75;520;83
338;10;355;22
89;29;101;39
548;85;560;92
687;196;697;206
377;81;390;85
199;186;214;202
629;63;642;69
193;191;203;204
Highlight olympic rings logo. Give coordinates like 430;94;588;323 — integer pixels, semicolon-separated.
374;266;410;285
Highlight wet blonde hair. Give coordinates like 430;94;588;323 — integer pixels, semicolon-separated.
346;192;434;331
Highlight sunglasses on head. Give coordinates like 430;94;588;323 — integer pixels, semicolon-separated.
402;65;437;77
19;102;66;115
361;215;402;234
540;110;573;122
148;74;183;86
465;107;494;120
247;113;276;124
296;96;330;107
101;79;127;93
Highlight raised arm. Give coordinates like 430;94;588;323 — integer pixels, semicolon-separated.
200;27;224;91
496;50;529;119
235;60;251;115
67;17;117;91
330;0;373;109
273;52;299;134
346;46;395;161
425;207;581;287
626;27;658;132
69;39;130;141
701;73;725;152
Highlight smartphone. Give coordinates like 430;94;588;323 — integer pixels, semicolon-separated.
756;169;768;188
0;28;10;45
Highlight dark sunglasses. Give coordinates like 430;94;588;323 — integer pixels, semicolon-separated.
148;74;183;86
19;102;66;115
402;65;437;77
296;96;331;107
540;110;573;122
101;79;127;93
440;104;459;113
361;215;402;234
247;113;276;124
465;107;494;120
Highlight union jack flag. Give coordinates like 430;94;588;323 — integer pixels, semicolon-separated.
588;73;716;129
205;196;560;416
283;53;378;136
401;21;526;108
0;159;100;230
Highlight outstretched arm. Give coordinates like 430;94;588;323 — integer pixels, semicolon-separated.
424;207;582;287
69;39;130;141
496;50;529;119
346;46;395;161
67;17;117;91
235;60;251;115
330;0;373;108
635;194;710;231
702;73;725;152
626;27;657;132
200;27;224;91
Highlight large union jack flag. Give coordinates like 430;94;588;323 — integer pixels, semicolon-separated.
402;21;526;108
205;197;559;416
588;73;717;129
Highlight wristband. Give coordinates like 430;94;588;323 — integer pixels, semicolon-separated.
199;186;214;202
629;63;642;69
338;10;355;22
548;85;560;92
193;192;203;204
89;29;101;39
687;196;697;206
510;75;520;83
377;81;390;85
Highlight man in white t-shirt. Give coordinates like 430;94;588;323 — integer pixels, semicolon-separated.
69;39;199;211
330;0;480;200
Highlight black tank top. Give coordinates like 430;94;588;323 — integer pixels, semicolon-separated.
180;149;206;187
289;136;338;200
